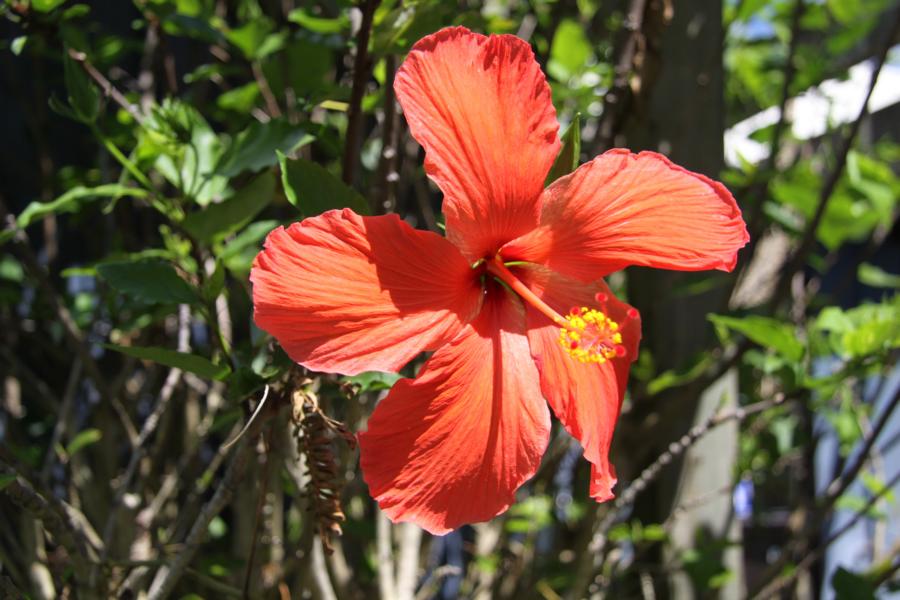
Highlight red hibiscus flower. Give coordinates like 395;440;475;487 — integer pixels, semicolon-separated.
251;26;749;535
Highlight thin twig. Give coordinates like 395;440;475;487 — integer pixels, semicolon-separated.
597;0;647;148
0;198;139;444
823;389;900;510
252;61;283;118
66;48;144;124
341;0;382;186
748;387;900;597
589;394;789;553
413;566;463;600
570;395;791;598
373;54;400;214
96;304;191;579
376;511;397;600
743;0;805;240
753;469;900;599
145;395;280;600
0;575;25;598
39;357;82;482
769;8;900;311
0;458;99;593
146;439;253;600
242;429;272;598
594;0;671;151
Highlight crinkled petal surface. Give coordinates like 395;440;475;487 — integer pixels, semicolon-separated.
519;266;641;501
251;209;481;376
503;150;749;281
395;26;560;260
358;289;551;535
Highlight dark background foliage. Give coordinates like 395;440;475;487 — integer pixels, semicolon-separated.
1;0;899;598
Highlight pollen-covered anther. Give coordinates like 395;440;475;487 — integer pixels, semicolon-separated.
558;307;625;364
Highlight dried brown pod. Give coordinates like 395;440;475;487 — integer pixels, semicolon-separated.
290;382;355;554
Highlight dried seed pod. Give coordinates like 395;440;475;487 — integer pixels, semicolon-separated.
291;384;355;554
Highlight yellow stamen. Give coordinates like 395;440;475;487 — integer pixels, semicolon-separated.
558;307;626;364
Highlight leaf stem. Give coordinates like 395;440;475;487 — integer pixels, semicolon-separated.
90;124;153;191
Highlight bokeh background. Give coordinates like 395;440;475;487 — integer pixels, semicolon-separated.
1;0;899;598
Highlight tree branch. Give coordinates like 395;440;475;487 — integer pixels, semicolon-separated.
753;468;900;599
571;394;789;597
0;197;139;444
341;0;381;186
146;439;253;600
742;0;805;240
0;457;100;593
769;7;900;311
67;48;144;125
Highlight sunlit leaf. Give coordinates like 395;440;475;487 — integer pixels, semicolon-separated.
278;152;370;216
97;259;197;305
66;429;102;456
709;314;804;362
14;185;147;233
545;113;581;185
106;344;231;380
217;119;313;177
182;171;276;242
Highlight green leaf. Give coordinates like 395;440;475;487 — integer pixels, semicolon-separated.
217;119;313;178
162;14;227;45
647;354;713;395
61;4;90;20
344;371;402;393
287;8;350;34
15;185;147;232
814;299;900;359
142;99;227;205
182;171;276;243
709;314;805;362
97;259;197;304
106;344;231;380
831;567;876;600
62;48;99;123
11;36;26;55
208;516;228;538
31;0;67;12
202;260;226;302
858;263;900;289
216;82;260;113
220;219;280;274
0;473;16;491
505;495;553;533
0;257;23;282
65;428;102;456
371;1;455;56
225;18;285;60
278;152;370;216
548;19;593;80
545;113;581;186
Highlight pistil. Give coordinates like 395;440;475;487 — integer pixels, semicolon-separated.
485;258;568;328
486;257;630;364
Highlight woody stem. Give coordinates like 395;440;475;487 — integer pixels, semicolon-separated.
485;258;568;328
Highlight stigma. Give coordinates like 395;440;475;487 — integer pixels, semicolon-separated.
558;306;626;364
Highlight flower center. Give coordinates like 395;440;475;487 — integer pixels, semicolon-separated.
484;257;631;364
558;306;624;364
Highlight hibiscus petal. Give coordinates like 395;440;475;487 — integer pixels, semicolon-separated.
520;266;641;501
251;209;481;376
502;150;749;281
395;26;560;260
358;289;551;534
